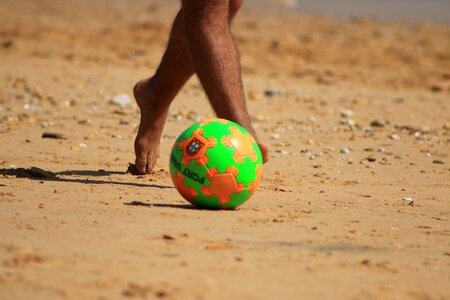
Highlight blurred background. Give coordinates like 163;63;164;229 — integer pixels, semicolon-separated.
246;0;450;23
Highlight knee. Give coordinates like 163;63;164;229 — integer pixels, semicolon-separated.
229;0;243;16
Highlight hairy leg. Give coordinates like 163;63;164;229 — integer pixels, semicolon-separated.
133;11;192;174
182;0;269;162
134;1;246;174
181;0;252;134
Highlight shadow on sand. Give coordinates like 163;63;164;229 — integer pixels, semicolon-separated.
123;201;239;211
124;201;196;210
0;167;173;189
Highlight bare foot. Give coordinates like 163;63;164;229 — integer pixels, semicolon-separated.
133;78;170;174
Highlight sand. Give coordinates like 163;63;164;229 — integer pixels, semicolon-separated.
0;0;449;299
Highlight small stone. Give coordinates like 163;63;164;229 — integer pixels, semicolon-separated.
430;85;442;93
340;147;350;154
276;149;288;155
443;123;450;130
79;143;87;148
388;134;400;140
2;40;13;48
433;160;445;165
402;197;414;205
110;94;132;107
307;116;316;123
78;119;91;125
340;108;354;118
270;133;280;139
113;109;127;116
264;89;282;97
370;119;385;127
367;157;376;162
42;132;67;140
162;234;176;240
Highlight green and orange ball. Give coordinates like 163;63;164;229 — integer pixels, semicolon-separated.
169;118;263;209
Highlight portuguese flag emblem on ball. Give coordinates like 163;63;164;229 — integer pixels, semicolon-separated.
170;118;263;209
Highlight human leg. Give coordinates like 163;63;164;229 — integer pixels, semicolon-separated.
181;0;269;161
133;1;248;174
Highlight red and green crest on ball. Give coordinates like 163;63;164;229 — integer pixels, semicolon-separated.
170;118;263;209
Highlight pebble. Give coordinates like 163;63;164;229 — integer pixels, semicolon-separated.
443;123;450;130
162;234;176;240
370;119;385;127
388;134;400;140
42;132;67;140
276;149;288;155
78;119;92;125
111;94;132;107
79;143;87;148
402;197;414;205
113;109;127;116
432;160;445;165
340;147;350;154
340;108;354;118
2;40;13;48
264;89;283;97
430;85;442;93
307;116;316;123
270;133;280;139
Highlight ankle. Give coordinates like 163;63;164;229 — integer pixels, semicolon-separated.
134;77;171;110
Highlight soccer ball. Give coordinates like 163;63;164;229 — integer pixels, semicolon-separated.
169;118;263;209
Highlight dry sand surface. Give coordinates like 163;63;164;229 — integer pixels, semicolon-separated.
1;0;450;299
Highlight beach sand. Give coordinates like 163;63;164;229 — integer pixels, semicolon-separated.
0;0;449;299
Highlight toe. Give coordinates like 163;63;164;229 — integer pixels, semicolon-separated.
135;155;147;175
134;141;148;175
